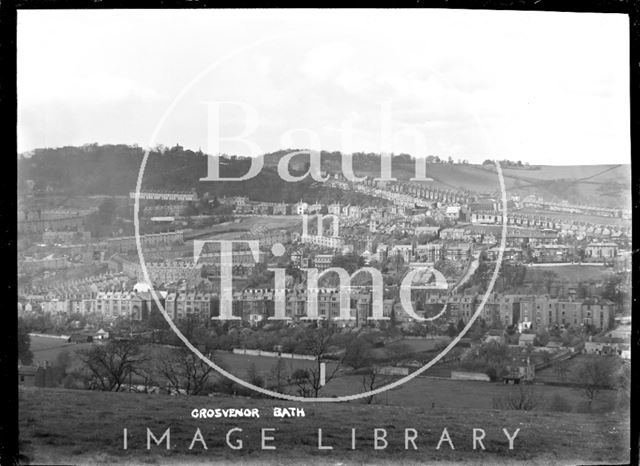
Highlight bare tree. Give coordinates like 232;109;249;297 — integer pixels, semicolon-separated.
290;325;364;397
554;360;570;383
77;339;148;392
343;336;410;404
268;358;289;393
493;384;542;411
157;347;218;395
614;360;631;408
575;357;614;408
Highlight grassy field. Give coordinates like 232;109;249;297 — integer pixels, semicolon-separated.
29;336;621;414
18;386;630;465
320;375;620;413
215;351;338;378
534;354;625;385
389;337;450;353
29;335;92;368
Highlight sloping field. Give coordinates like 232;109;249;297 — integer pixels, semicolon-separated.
18;386;629;465
29;335;92;369
479;164;631;208
497;165;630;183
320;157;630;207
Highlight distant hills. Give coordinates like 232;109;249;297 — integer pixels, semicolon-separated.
18;144;630;208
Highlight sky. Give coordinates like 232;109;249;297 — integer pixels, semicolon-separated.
17;9;630;165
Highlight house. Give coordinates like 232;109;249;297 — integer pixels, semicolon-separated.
94;328;110;341
502;358;535;384
313;254;334;271
545;340;564;350
18;365;38;386
584;242;618;262
415;226;440;237
391;244;413;263
443;242;471;261
308;203;323;214
607;324;631;340
583;337;628;356
445;205;461;220
483;330;504;344
531;244;571;263
485;246;522;262
376;244;388;262
518;333;536;347
440;227;467;241
415;242;443;263
295;201;309;215
328;203;341;216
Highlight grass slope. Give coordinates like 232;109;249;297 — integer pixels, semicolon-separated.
19;387;629;465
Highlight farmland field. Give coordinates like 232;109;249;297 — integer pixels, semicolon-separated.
17;386;630;465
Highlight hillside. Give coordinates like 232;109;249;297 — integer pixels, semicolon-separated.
18;145;630;207
18;386;629;465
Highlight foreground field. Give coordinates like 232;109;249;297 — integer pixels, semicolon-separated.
320;375;620;413
27;336;621;414
18;386;629;465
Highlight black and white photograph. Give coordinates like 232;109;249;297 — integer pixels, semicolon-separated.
11;6;634;465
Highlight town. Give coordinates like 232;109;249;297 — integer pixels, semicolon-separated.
17;147;630;414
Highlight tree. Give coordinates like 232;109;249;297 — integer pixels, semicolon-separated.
97;197;117;224
389;306;397;328
330;253;365;275
575;357;614;408
246;363;264;389
614;361;631;408
602;274;625;310
291;368;314;397
541;270;558;295
554;360;570;383
293;326;342;397
157;347;218;395
492;384;542;411
269;358;289;393
344;338;410;404
18;318;33;365
291;326;366;397
78;339;148;392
